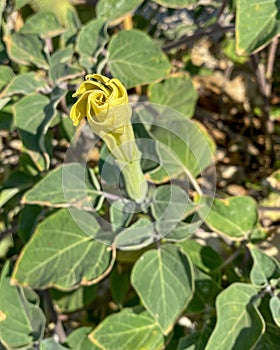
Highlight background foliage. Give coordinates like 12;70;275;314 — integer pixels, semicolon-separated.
0;0;280;349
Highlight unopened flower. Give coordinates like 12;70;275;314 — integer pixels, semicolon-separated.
70;74;148;203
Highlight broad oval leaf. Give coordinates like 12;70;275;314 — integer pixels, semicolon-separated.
0;262;46;349
148;75;198;118
96;0;144;22
40;339;69;350
253;323;280;350
48;47;84;83
89;308;164;350
179;239;223;274
77;19;107;57
50;284;97;313
205;283;265;350
4;33;48;69
14;94;50;170
187;267;221;313
114;217;154;250
137;104;215;180
18;205;43;242
12;208;115;290
177;327;212;350
14;89;66;170
249;244;280;286
236;0;280;54
269;296;280;327
20;11;64;38
109;198;135;232
0;66;14;91
66;327;98;350
197;195;258;239
76;19;108;72
164;222;193;242
23;163;101;209
151;184;195;236
131;244;194;334
153;0;196;8
108;30;171;88
0;72;49;98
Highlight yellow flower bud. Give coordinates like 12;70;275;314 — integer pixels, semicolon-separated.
70;74;148;203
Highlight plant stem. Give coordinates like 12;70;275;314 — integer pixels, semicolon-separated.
163;24;234;52
42;290;67;343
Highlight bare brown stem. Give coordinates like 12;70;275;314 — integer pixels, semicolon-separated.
163;24;234;52
43;290;67;343
251;48;276;159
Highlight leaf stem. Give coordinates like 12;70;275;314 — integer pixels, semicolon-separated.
42;290;67;343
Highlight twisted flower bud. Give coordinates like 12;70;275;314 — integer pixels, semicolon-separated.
70;74;148;203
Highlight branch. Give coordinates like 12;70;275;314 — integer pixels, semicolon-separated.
42;290;67;343
251;41;277;158
0;225;18;242
163;24;234;52
266;37;278;92
216;0;228;24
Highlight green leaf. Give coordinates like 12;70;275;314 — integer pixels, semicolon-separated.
16;0;30;9
20;11;65;38
109;198;135;232
0;261;46;349
50;284;97;313
177;327;212;350
77;19;107;56
13;88;66;170
148;75;198;118
96;0;144;22
49;62;84;84
137;106;215;180
89;307;164;350
49;46;73;66
66;327;98;350
4;33;48;69
253;323;280;349
152;0;196;8
179;239;223;274
108;29;171;89
197;196;258;239
0;170;34;207
12;208;115;290
0;65;14;91
60;8;81;46
23;163;101;208
134;132;160;174
151;184;195;236
110;265;131;305
131;244;194;334
249;244;280;286
114;217;154;250
0;97;11;112
60;114;76;142
18;205;43;242
13;94;49;170
163;222;193;242
76;19;108;72
236;0;280;54
0;187;20;207
0;72;49;98
48;47;84;83
0;100;14;130
187;267;221;313
0;235;13;259
40;338;70;350
270;296;280;327
205;283;265;350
